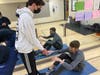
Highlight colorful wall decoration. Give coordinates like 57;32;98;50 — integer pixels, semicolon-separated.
72;0;100;21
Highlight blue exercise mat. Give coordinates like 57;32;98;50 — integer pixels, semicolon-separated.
35;44;68;60
16;44;68;65
39;61;97;75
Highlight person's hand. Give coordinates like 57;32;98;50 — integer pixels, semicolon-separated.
42;49;48;56
39;35;43;38
38;35;44;40
52;57;61;62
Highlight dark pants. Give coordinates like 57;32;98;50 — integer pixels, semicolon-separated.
53;53;84;71
54;53;72;66
19;51;38;75
43;40;63;50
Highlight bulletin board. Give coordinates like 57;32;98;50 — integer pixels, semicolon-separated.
71;0;100;21
75;1;84;11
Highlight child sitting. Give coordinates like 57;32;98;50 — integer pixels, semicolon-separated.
46;40;85;75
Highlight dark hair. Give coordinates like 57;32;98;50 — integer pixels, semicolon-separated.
70;40;80;49
27;0;45;6
50;27;56;32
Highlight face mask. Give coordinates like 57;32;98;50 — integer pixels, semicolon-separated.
16;13;19;18
33;8;41;14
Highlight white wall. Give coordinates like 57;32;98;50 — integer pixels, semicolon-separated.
0;0;64;25
81;18;100;25
34;0;64;24
0;0;27;4
1;0;100;25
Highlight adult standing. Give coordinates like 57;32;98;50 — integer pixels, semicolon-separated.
15;0;48;75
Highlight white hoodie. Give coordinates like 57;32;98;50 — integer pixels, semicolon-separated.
15;7;44;53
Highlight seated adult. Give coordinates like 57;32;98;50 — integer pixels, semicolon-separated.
0;11;11;29
40;27;63;50
46;40;85;75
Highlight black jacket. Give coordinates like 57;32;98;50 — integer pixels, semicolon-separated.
0;17;11;29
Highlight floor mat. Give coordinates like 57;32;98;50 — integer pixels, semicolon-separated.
39;61;97;75
62;23;95;35
16;44;68;65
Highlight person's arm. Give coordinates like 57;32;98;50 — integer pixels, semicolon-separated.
41;35;52;39
53;52;84;70
61;53;84;70
55;47;69;53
